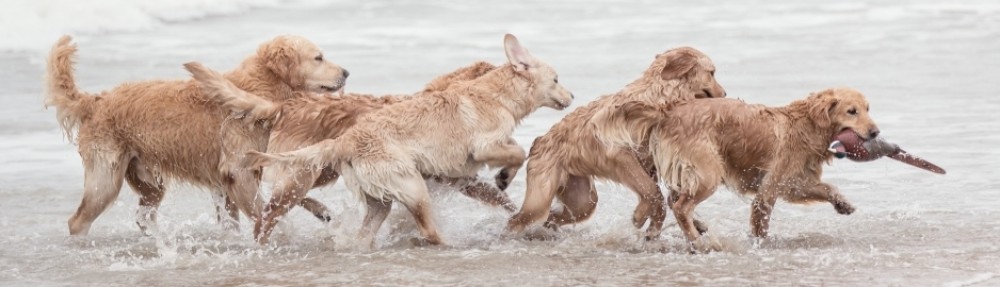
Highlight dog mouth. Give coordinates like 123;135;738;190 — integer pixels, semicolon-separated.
696;89;713;99
551;100;570;110
319;83;343;93
839;128;868;141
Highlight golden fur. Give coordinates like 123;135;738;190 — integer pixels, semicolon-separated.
240;34;573;247
613;88;878;250
504;47;726;240
45;35;348;235
246;61;518;244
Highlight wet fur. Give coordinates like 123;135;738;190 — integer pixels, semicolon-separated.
504;47;726;240
240;35;574;247
251;61;520;243
45;35;348;235
617;88;879;250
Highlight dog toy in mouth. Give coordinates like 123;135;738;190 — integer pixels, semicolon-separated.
828;129;947;174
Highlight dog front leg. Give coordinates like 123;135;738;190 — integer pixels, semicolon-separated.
750;185;780;238
786;182;855;215
472;141;526;177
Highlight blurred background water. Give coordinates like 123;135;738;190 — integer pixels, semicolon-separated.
0;0;998;285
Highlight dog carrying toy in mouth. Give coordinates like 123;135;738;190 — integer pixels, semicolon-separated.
828;129;946;174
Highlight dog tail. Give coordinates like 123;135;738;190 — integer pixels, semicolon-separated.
421;61;497;93
242;138;352;170
184;62;280;122
590;101;667;149
45;35;98;140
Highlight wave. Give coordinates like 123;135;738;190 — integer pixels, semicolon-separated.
0;0;296;52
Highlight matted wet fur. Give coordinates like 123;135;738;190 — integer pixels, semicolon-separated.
240;34;573;247
504;47;726;240
45;35;348;235
250;61;518;244
610;88;879;251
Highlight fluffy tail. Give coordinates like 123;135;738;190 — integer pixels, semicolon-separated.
45;35;97;140
184;62;280;122
590;101;668;149
421;61;497;93
241;138;352;170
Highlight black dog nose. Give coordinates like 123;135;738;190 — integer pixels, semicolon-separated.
342;69;350;78
570;93;575;99
869;128;880;139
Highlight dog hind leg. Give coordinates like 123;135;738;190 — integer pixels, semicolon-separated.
254;168;322;244
543;175;598;231
357;194;392;249
125;159;164;236
395;175;443;245
505;162;565;234
68;150;128;235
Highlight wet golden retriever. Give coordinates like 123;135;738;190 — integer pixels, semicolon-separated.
609;88;879;250
240;34;573;247
255;61;518;243
45;35;348;235
504;47;726;240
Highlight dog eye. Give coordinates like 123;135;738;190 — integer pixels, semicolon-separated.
847;108;857;115
710;70;715;76
554;77;559;84
314;54;323;61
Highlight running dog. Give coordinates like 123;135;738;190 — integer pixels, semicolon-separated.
45;35;348;235
504;47;725;240
608;88;877;250
236;34;572;247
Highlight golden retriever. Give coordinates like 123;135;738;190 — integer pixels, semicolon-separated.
504;47;726;240
239;34;573;247
45;35;348;235
255;61;518;243
609;88;879;250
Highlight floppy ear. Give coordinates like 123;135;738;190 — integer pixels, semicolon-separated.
504;34;534;73
260;38;304;88
660;50;699;80
808;90;839;128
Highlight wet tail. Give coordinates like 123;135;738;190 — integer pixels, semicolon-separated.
184;62;280;122
591;101;668;149
45;35;97;140
421;61;497;93
241;138;352;170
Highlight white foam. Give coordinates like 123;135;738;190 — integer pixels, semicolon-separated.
0;0;292;52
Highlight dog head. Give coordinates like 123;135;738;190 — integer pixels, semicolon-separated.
257;35;349;93
649;47;726;100
808;88;880;140
503;34;574;110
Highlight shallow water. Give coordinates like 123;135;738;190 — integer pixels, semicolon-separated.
1;0;999;285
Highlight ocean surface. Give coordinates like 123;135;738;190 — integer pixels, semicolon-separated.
1;0;998;285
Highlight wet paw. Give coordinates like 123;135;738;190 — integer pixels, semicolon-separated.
693;219;709;235
834;201;855;215
494;169;512;191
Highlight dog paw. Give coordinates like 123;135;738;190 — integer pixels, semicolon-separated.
494;169;513;191
693;219;709;235
833;201;855;215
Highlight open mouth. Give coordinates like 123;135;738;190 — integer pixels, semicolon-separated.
320;84;342;92
552;100;570;110
837;127;868;141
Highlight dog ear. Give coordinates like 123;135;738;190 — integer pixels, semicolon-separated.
504;34;534;73
260;37;304;88
808;89;839;128
660;49;699;80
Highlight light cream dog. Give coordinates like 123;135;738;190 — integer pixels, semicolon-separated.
45;35;348;235
240;34;573;247
504;47;725;240
255;62;517;244
607;88;878;250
